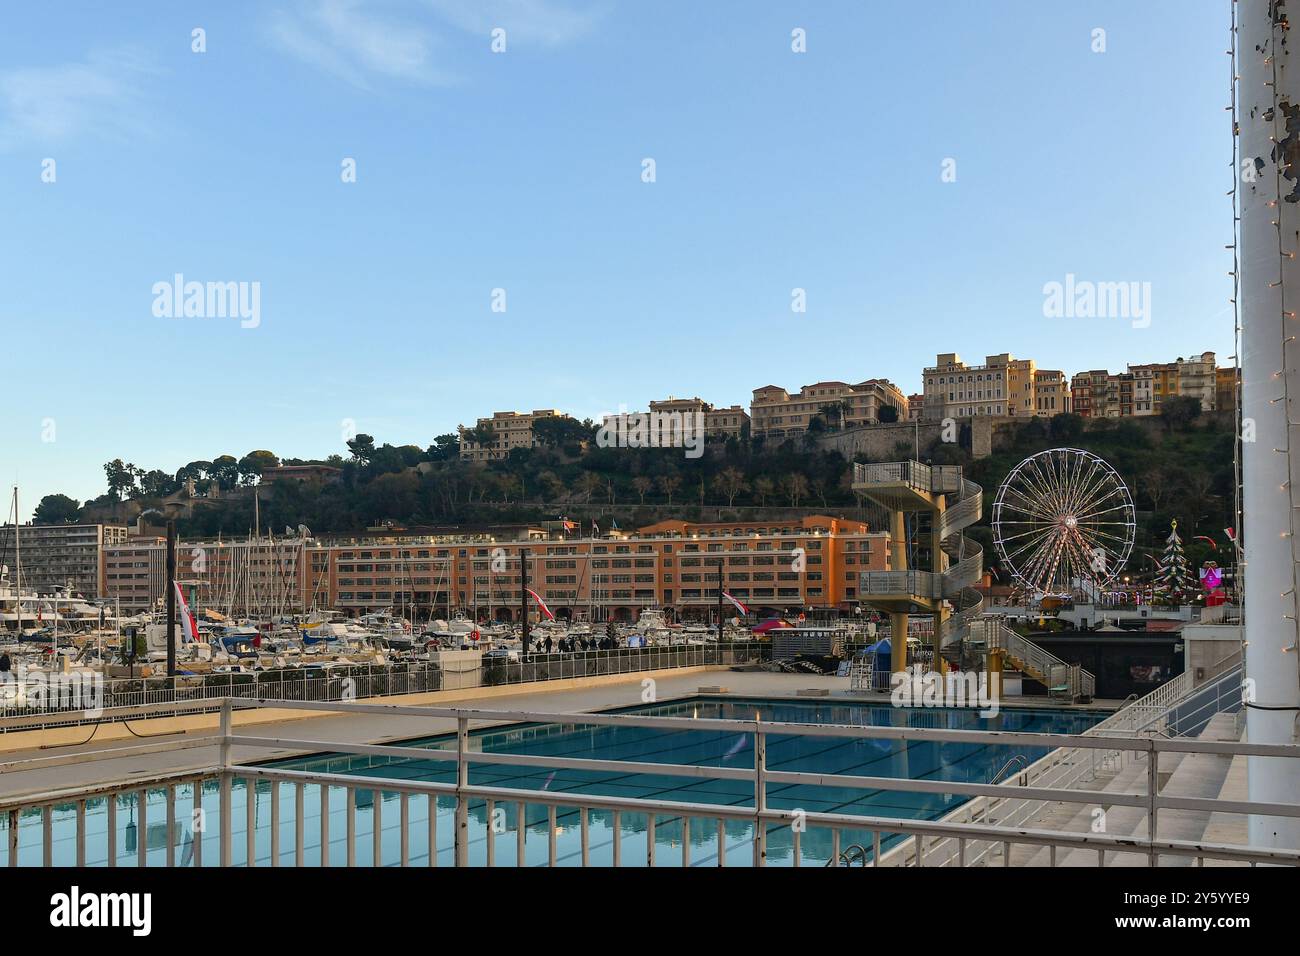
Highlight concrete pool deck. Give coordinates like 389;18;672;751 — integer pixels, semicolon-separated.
0;668;1119;802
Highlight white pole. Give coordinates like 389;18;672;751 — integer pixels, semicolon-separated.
1239;0;1300;851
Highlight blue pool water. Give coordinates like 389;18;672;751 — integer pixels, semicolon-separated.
10;698;1104;866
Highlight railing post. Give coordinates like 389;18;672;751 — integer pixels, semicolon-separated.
219;699;232;867
753;719;767;867
1147;741;1159;867
454;715;469;867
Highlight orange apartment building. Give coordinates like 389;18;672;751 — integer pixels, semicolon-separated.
103;517;890;622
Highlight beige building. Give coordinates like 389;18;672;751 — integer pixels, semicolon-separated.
1;522;128;598
1033;370;1071;415
703;404;750;438
1216;366;1238;413
102;537;167;613
104;537;311;616
1076;351;1218;418
922;353;1037;421
459;409;562;462
599;397;749;450
750;379;907;439
647;397;749;440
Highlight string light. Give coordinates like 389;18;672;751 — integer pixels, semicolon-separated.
1264;10;1300;645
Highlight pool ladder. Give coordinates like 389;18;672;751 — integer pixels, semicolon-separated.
989;754;1029;785
825;844;871;867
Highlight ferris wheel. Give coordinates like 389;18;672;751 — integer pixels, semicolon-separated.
991;447;1136;597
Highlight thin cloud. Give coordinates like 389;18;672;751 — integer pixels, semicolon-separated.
266;0;455;89
266;0;602;88
0;50;154;148
423;0;603;47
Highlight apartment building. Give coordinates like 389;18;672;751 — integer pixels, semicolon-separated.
0;522;128;598
750;380;908;439
1130;352;1217;416
921;353;1036;421
1216;366;1239;414
702;404;750;438
1033;370;1071;415
907;394;924;421
1074;352;1219;418
104;537;310;616
100;518;887;621
102;537;167;614
458;409;562;462
600;397;750;447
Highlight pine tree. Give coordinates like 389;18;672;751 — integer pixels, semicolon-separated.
1153;519;1192;605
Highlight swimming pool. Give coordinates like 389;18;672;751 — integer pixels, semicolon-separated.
10;697;1105;866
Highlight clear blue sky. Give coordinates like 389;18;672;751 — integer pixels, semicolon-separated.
0;0;1232;518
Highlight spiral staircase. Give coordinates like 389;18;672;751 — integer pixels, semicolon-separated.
852;461;984;665
852;460;1094;701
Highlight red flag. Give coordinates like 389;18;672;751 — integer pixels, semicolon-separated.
721;591;749;615
525;587;555;621
174;581;199;643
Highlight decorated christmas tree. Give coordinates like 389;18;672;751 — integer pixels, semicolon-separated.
1153;519;1193;605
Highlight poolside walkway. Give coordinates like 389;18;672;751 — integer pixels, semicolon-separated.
0;670;838;799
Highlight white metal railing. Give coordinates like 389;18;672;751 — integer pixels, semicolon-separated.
1165;664;1245;738
854;460;931;490
1092;671;1194;737
903;663;1215;867
0;643;768;731
981;620;1095;701
1;696;1296;868
860;569;941;599
1197;604;1244;625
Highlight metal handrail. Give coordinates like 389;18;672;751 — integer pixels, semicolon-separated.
824;843;870;867
2;696;1298;868
989;755;1029;784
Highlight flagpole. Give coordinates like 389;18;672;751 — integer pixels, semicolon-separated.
716;558;725;645
166;519;176;677
520;547;529;662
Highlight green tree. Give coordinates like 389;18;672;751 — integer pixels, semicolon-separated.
32;494;81;524
209;455;240;490
347;434;377;463
1049;412;1084;443
140;469;175;498
237;450;280;485
1161;396;1202;431
103;459;134;501
531;415;593;448
877;404;899;424
428;434;459;461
